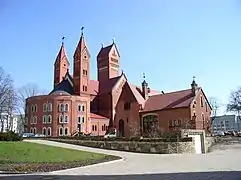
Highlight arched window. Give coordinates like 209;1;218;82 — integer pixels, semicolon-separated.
31;105;34;112
92;125;95;131
78;116;81;124
142;114;159;136
42;115;46;124
65;104;69;112
104;124;106;131
64;115;68;123
64;128;68;135
30;128;33;133
78;104;81;112
34;104;37;112
47;127;51;136
48;103;52;112
43;103;47;112
94;125;97;131
59;103;64;112
82;116;85;123
59;127;63;136
33;127;37;134
82;105;85;111
42;127;46;135
34;116;38;124
47;115;52;123
59;115;63;123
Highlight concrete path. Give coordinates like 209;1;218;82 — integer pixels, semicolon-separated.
1;139;241;179
23;139;241;176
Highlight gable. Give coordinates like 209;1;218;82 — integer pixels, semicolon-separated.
192;88;212;110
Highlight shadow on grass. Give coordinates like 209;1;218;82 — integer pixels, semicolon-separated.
0;171;241;180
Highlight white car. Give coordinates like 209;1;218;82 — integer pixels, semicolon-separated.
104;132;117;138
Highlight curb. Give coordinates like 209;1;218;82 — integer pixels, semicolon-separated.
49;157;124;174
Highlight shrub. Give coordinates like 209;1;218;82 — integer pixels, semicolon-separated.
0;131;23;141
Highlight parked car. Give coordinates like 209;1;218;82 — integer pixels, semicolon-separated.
212;131;225;137
22;133;35;138
104;131;117;138
34;133;46;137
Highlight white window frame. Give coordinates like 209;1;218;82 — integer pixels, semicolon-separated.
64;115;68;123
64;127;68;136
47;115;52;123
42;115;46;124
65;103;69;112
59;115;64;123
42;127;46;135
78;115;81;124
59;127;63;136
48;103;52;112
43;103;47;112
59;103;64;112
34;116;37;124
47;127;51;136
33;127;37;134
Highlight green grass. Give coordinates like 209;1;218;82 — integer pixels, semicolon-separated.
0;141;106;163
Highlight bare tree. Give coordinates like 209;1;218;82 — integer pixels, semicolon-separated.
16;83;47;133
209;97;220;125
0;66;17;132
227;87;241;115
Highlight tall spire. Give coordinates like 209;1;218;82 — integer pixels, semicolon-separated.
55;37;69;65
74;27;88;58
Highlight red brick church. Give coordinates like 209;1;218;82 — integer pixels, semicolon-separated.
26;29;212;137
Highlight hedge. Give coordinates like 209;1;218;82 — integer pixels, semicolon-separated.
0;131;23;141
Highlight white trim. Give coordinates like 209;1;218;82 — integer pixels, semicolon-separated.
64;127;68;136
65;103;69;112
47;115;52;123
98;66;108;71
48;103;52;112
59;115;64;123
64;115;69;123
42;115;46;124
42;127;46;135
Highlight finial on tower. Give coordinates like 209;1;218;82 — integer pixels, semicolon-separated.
143;73;146;80
193;76;196;81
101;42;104;48
81;26;84;36
112;38;115;44
62;36;65;45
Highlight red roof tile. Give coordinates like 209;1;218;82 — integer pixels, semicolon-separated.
54;43;69;66
143;89;194;112
90;113;108;119
97;43;120;58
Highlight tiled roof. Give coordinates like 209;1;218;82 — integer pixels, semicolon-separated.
97;43;120;58
49;79;74;95
90;113;108;119
54;44;69;66
143;89;194;112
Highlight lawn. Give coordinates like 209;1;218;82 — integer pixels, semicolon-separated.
0;141;120;173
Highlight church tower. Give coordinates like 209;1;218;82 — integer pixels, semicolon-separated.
53;37;70;88
97;40;120;83
73;27;90;95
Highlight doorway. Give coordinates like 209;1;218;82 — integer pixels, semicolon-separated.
119;119;125;137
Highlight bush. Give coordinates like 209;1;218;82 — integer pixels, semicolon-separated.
0;131;23;141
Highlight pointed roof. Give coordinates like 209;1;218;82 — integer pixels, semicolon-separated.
54;42;69;66
97;42;120;59
74;31;90;58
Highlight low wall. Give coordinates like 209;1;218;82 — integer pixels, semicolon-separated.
50;139;196;154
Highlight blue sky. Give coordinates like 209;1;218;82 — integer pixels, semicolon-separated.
1;0;241;114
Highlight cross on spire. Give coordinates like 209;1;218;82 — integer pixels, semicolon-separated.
193;76;196;81
62;36;65;45
112;38;115;44
81;26;84;36
143;73;146;79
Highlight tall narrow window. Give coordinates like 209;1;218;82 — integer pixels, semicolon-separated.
43;103;47;112
48;103;52;112
42;115;46;124
92;125;95;131
205;101;208;112
65;104;69;112
78;116;81;124
47;127;51;136
47;115;52;123
59;103;64;112
59;127;63;136
64;115;68;123
82;116;85;123
201;96;203;107
42;127;46;135
59;115;64;123
65;128;68;135
82;105;85;111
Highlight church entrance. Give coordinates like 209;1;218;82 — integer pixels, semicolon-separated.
119;119;125;137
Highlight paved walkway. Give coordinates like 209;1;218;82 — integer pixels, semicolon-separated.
1;139;241;179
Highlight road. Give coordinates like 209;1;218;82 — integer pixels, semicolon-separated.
1;139;241;180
